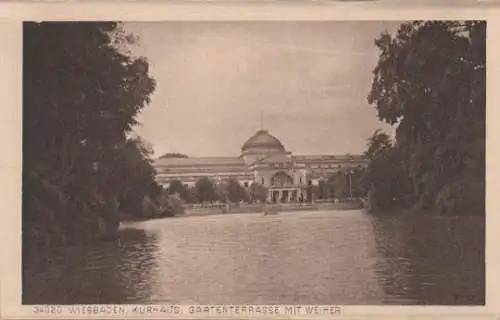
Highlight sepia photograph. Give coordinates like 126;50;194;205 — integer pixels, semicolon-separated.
21;20;485;307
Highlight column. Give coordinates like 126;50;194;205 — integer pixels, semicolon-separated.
278;190;282;203
288;190;292;202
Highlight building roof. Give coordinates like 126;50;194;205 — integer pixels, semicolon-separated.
241;130;285;152
154;156;246;167
154;154;366;168
293;154;367;162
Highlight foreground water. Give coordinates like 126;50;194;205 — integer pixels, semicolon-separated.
23;210;484;305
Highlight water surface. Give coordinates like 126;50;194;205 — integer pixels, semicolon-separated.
23;210;485;305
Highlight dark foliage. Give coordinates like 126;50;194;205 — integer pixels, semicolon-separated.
223;178;249;203
194;177;219;203
23;22;161;252
159;153;188;159
168;179;186;196
366;21;485;214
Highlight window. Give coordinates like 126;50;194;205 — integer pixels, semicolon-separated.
271;172;293;187
244;182;249;188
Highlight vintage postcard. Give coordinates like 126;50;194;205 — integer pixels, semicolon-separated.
0;2;497;320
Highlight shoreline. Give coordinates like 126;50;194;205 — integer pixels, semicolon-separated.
182;200;365;217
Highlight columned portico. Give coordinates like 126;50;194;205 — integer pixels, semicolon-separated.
267;187;301;203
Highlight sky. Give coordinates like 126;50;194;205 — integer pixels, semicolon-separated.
123;21;401;158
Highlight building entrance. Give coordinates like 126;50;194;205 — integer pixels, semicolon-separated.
272;191;279;203
282;190;289;202
268;188;301;203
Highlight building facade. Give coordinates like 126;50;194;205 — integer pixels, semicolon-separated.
154;130;367;203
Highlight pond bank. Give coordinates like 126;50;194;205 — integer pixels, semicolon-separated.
183;200;364;216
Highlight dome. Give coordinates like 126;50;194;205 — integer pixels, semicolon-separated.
241;130;285;152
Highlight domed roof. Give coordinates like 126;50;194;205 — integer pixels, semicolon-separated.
241;130;285;152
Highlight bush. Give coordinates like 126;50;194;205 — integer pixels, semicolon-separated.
434;178;485;215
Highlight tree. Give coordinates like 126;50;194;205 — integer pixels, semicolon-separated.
364;130;393;160
159;153;188;159
327;173;348;199
317;180;327;200
214;180;228;202
23;22;158;251
224;178;249;203
362;130;410;209
367;21;485;213
349;167;367;198
249;182;268;203
194;177;218;203
364;140;413;210
115;137;161;217
168;179;186;197
157;192;184;217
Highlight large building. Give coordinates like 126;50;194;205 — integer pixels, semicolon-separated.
154;129;367;203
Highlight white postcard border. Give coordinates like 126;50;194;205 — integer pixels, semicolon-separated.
0;3;497;319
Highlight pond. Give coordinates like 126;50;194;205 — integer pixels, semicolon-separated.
23;209;485;305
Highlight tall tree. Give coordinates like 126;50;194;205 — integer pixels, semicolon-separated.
367;21;485;213
23;22;158;250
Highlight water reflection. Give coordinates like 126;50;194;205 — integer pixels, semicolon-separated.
369;213;485;305
23;227;161;304
23;211;485;305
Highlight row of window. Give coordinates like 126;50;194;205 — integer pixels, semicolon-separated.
168;178;318;192
158;168;249;174
175;181;251;190
309;164;343;169
270;163;362;169
159;163;365;174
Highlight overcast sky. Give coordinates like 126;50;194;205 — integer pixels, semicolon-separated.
124;21;400;158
